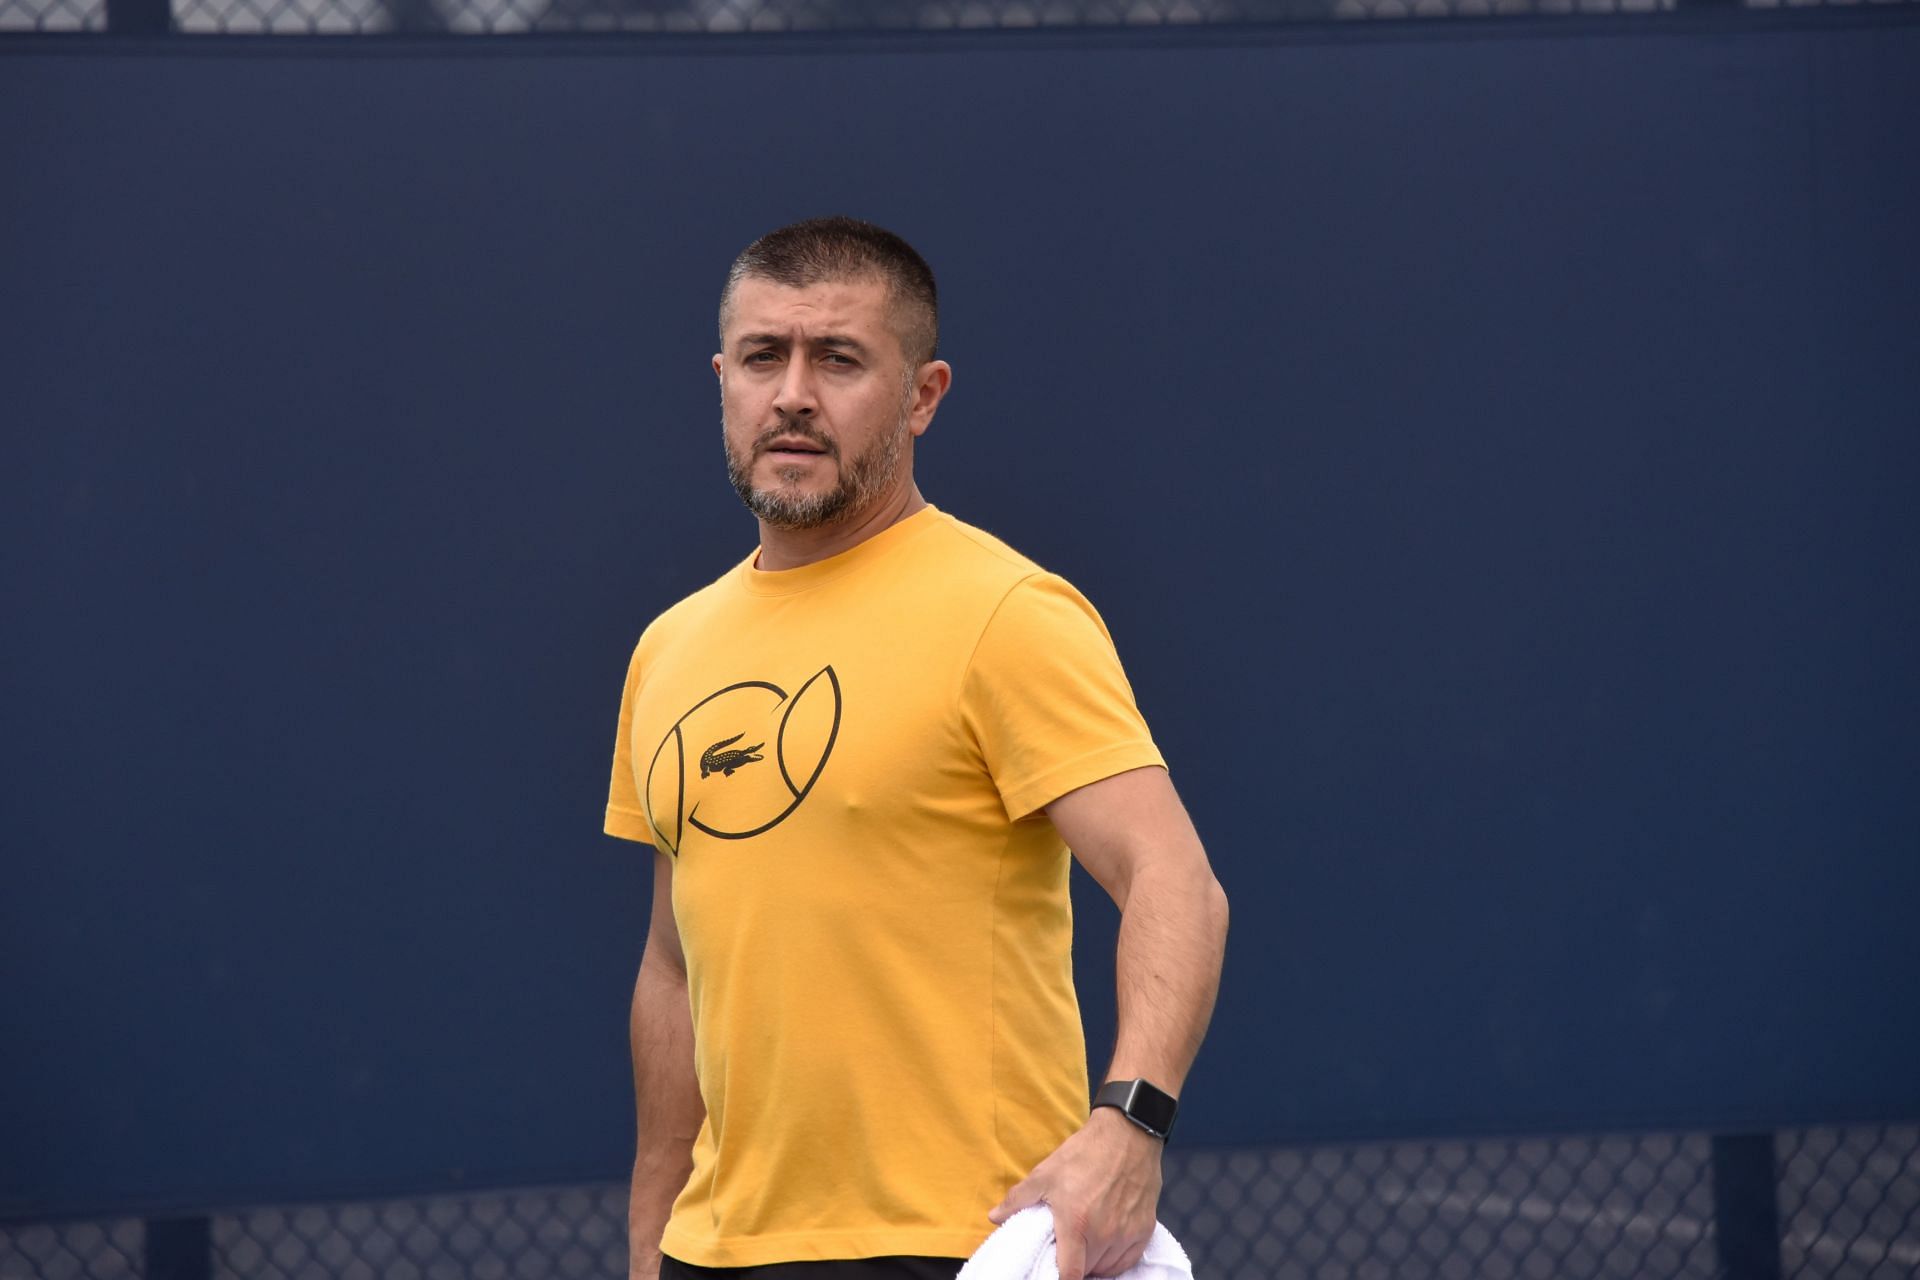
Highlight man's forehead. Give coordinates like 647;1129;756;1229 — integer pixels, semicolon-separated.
724;275;895;339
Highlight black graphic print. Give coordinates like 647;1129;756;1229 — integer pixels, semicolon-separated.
644;666;841;856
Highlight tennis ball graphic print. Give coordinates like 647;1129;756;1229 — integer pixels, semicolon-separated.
645;666;842;856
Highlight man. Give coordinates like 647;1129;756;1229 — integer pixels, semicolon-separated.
604;217;1228;1280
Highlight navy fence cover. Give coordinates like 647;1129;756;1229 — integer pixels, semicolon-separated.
2;17;1917;1218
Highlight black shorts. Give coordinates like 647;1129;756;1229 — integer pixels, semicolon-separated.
661;1255;960;1280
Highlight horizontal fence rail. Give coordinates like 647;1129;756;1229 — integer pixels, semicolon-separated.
5;1126;1916;1280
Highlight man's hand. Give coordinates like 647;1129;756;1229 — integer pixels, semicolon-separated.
988;1108;1164;1280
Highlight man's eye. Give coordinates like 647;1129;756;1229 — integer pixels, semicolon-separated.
823;354;856;366
744;352;778;365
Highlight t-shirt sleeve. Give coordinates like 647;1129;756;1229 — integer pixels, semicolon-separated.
604;637;656;845
960;572;1166;822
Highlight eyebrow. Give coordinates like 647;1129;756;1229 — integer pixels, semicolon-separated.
734;332;873;358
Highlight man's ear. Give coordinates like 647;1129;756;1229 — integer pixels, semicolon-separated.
908;360;953;438
712;353;724;382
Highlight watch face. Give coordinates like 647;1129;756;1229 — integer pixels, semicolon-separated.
1130;1081;1178;1136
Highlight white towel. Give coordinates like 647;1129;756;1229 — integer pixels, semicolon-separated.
958;1205;1194;1280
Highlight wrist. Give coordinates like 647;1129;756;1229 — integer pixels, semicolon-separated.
1091;1077;1179;1143
1087;1104;1160;1142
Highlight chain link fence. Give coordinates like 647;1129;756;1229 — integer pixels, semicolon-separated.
7;0;1920;35
163;0;1679;37
212;1187;627;1280
0;1221;141;1280
6;1126;1917;1280
0;0;102;30
1163;1132;1723;1279
1780;1128;1920;1279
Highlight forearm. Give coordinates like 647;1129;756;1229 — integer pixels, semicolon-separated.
1104;857;1229;1095
628;954;703;1278
990;854;1225;1279
997;770;1227;1278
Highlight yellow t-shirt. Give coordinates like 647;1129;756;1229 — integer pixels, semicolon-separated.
604;506;1164;1266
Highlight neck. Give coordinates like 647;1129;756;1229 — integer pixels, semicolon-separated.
754;481;928;572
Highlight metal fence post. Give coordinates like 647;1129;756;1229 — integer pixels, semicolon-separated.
144;1215;211;1280
104;0;170;34
1710;1133;1783;1280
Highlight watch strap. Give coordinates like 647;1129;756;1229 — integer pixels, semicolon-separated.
1092;1077;1178;1142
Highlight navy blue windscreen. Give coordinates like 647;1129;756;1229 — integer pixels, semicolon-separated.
1;18;1916;1219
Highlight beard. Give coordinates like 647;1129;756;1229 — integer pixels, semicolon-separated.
723;407;910;531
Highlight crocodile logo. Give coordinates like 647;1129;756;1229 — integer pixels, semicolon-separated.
700;733;764;779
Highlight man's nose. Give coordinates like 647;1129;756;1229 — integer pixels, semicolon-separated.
772;359;817;418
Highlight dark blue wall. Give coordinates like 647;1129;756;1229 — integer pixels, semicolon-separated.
3;16;1917;1220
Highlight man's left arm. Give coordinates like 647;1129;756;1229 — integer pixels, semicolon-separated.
988;764;1230;1280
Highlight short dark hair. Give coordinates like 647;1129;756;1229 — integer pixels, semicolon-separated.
719;216;940;367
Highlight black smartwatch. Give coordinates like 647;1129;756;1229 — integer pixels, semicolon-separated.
1092;1078;1178;1142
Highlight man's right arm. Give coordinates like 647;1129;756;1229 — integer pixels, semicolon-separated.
628;849;704;1280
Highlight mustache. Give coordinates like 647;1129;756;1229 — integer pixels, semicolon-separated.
751;417;837;459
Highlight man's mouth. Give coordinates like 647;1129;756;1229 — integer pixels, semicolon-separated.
761;435;832;459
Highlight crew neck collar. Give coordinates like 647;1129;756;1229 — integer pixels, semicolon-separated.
736;505;942;597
